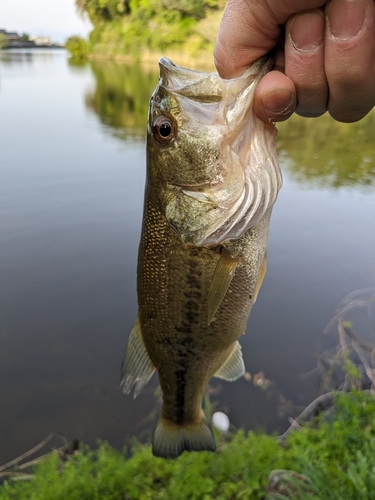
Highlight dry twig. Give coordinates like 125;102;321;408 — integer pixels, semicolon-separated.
0;433;55;473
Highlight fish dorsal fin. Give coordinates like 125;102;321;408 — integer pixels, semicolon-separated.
121;316;155;398
253;254;267;304
214;341;245;381
207;249;239;325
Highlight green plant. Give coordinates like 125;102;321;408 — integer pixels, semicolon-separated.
0;33;8;49
65;36;90;60
3;392;375;499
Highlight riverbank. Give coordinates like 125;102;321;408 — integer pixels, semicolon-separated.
87;49;216;70
3;44;64;49
65;34;217;69
1;391;375;500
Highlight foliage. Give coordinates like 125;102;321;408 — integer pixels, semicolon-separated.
272;392;375;499
65;36;90;60
2;392;375;499
75;0;225;59
0;34;8;49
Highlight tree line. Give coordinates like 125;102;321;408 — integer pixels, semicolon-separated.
68;0;225;60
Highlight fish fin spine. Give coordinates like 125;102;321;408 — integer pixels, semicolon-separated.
214;340;245;381
152;416;216;459
120;315;155;398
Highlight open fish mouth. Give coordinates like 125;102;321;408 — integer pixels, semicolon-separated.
158;58;282;247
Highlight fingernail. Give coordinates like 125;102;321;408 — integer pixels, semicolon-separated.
262;89;294;115
328;0;366;40
290;11;324;52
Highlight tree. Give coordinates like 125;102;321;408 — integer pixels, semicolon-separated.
0;33;8;49
65;36;90;60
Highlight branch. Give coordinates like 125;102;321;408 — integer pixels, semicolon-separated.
278;392;335;441
0;433;55;473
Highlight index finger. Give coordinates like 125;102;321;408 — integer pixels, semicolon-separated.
214;0;327;78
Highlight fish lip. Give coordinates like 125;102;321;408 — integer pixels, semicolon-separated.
159;57;206;81
159;56;272;84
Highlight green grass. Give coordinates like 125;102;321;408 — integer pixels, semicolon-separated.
2;391;375;499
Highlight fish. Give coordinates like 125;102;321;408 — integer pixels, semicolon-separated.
121;57;282;459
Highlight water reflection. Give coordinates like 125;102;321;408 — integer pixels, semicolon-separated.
0;48;58;64
85;62;159;141
85;59;375;188
1;49;374;465
278;113;375;189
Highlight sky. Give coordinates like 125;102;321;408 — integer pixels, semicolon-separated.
0;0;92;43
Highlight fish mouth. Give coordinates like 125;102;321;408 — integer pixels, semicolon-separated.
159;57;282;247
158;58;223;103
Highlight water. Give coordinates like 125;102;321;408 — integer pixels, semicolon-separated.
1;49;374;464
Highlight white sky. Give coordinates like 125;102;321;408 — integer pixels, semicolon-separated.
0;0;93;43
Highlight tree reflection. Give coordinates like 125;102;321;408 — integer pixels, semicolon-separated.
278;112;375;189
85;60;375;188
85;61;158;141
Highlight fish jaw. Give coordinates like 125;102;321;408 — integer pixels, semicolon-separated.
147;57;282;247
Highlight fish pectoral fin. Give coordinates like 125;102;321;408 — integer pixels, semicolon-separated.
120;315;155;398
214;341;245;381
182;189;216;206
253;254;267;304
153;416;216;459
207;249;239;325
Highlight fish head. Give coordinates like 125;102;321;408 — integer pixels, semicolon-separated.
147;57;282;246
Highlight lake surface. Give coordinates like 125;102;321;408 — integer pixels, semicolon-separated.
1;49;374;464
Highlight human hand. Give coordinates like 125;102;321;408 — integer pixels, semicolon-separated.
214;0;375;122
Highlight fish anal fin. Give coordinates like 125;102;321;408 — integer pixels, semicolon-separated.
214;341;245;381
253;254;267;304
207;249;239;325
153;416;216;459
120;316;155;398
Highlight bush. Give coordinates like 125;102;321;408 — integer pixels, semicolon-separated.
3;392;375;499
65;36;90;60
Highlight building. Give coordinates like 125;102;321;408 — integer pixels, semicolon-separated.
29;35;51;46
0;29;22;45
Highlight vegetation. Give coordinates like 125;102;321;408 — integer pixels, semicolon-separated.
0;33;8;49
66;0;225;62
65;36;90;61
1;391;375;499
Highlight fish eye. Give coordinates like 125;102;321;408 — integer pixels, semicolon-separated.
153;116;175;144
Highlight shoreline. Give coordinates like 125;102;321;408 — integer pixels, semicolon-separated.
3;44;64;50
87;49;216;70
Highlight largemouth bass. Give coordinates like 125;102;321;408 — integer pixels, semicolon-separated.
121;57;282;459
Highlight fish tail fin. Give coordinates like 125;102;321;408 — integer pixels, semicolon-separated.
152;416;216;459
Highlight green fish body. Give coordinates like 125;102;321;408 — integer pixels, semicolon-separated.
121;58;282;459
